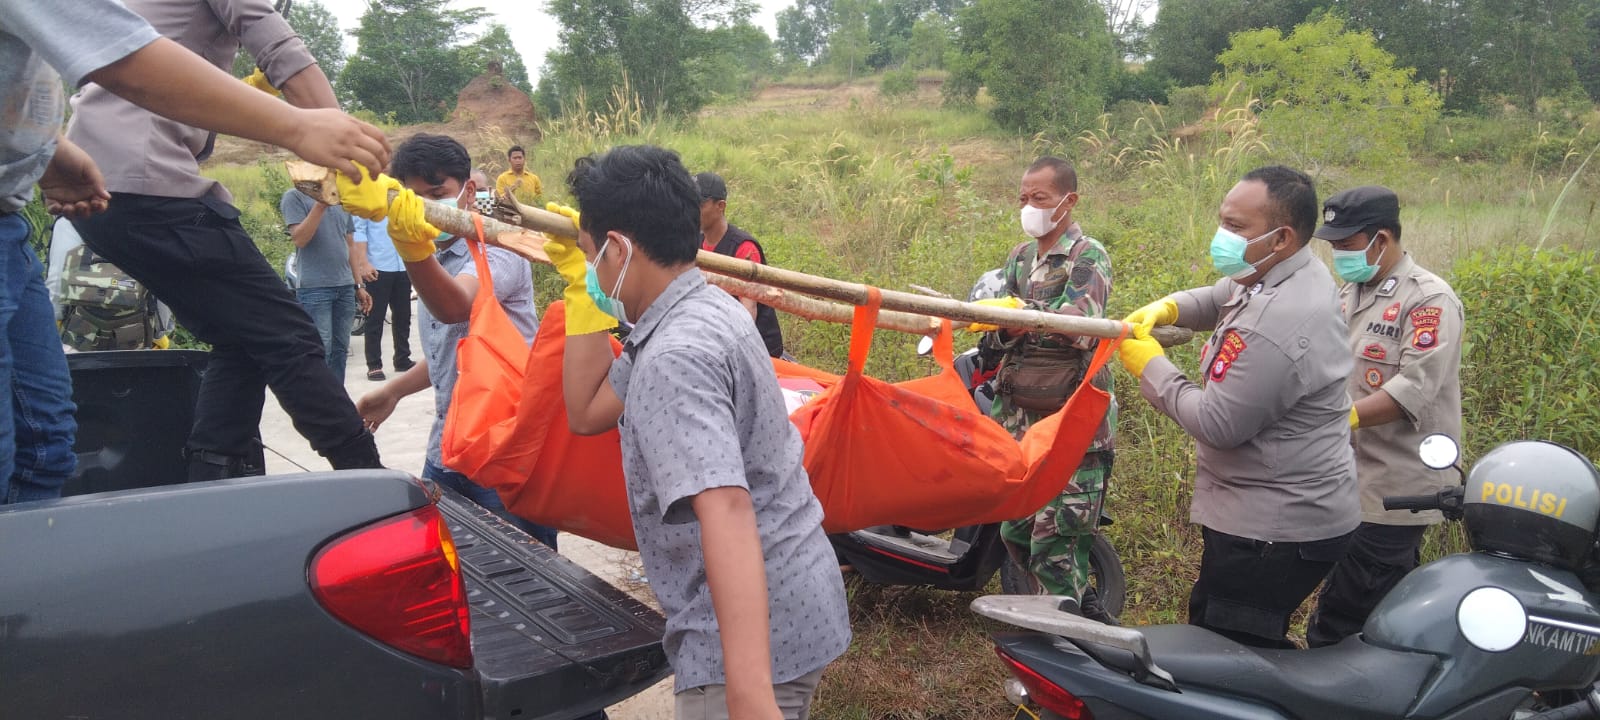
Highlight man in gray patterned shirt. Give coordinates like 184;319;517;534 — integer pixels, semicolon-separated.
550;145;850;720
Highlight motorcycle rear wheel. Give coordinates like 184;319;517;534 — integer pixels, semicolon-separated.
999;533;1126;622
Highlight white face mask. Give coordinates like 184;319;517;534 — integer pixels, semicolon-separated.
1020;194;1070;238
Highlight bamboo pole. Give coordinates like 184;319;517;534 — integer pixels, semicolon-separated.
290;162;1190;344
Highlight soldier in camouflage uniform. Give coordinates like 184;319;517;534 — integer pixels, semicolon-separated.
988;157;1116;616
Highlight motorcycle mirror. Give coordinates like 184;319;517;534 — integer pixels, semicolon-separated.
916;334;934;357
1418;433;1460;470
1456;586;1526;652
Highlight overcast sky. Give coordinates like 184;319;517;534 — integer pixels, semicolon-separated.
316;0;792;83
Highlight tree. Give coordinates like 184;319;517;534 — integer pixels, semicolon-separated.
339;0;487;123
829;0;871;78
542;0;757;117
906;11;952;69
945;0;1117;133
777;0;833;66
462;24;532;94
1214;16;1442;168
232;0;348;80
1145;0;1320;88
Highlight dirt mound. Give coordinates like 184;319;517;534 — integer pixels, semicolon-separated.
449;62;540;141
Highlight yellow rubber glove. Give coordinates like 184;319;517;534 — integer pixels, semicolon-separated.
1349;406;1361;430
545;201;581;237
386;189;444;263
242;68;281;97
1118;326;1165;379
1124;296;1179;335
543;235;619;336
965;296;1027;332
152;335;170;350
336;163;402;222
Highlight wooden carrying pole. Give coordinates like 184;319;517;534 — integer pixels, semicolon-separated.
290;162;1190;345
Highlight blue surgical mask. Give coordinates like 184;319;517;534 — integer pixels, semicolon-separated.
426;184;469;245
584;236;633;322
1332;235;1385;283
1209;226;1282;281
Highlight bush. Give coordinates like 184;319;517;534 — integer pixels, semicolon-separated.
1451;247;1600;460
880;67;917;100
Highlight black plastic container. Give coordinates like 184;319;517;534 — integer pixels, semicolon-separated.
65;350;208;497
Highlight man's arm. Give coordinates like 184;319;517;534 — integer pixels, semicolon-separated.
1140;330;1300;449
1032;243;1111;350
286;203;325;248
349;231;377;283
1169;280;1230;332
1359;293;1464;429
37;134;109;217
696;487;782;720
563;333;625;435
356;359;432;431
85;38;388;178
405;257;475;325
277;64;339;110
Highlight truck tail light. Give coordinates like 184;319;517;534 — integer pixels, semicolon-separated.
995;647;1094;720
310;504;473;668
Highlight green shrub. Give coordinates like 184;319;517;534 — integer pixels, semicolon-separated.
1451;247;1600;460
879;67;917;100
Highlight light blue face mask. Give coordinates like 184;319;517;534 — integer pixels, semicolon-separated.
584;235;632;322
1209;226;1282;281
426;184;469;245
1332;235;1385;283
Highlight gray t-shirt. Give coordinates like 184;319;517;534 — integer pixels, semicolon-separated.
417;238;538;466
607;268;850;693
0;0;159;212
280;189;354;289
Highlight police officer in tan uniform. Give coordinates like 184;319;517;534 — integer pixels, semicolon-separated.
1119;166;1359;648
1307;185;1464;647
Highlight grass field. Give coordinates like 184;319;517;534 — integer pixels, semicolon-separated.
193;75;1600;718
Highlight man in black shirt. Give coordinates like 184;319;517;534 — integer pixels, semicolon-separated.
695;172;785;359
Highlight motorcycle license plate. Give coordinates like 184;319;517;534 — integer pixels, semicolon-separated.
1011;706;1041;720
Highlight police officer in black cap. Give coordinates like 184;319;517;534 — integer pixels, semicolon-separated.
1307;185;1465;646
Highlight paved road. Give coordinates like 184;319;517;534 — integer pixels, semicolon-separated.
258;305;674;719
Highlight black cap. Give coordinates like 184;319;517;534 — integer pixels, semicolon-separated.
1314;185;1400;241
694;172;727;201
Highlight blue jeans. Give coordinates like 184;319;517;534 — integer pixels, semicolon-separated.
423;459;559;550
0;213;76;504
297;285;355;381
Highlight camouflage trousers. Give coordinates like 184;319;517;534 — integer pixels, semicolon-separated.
1000;450;1112;600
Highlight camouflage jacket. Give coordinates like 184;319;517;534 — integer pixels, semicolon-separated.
58;244;163;351
991;224;1116;451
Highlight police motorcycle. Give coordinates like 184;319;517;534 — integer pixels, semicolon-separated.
829;270;1126;623
973;434;1600;720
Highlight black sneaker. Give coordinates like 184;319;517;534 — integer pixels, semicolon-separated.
394;359;416;372
367;369;386;381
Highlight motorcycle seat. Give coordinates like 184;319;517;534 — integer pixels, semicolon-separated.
1082;626;1438;720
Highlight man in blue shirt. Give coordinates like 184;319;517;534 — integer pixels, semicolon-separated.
352;216;414;381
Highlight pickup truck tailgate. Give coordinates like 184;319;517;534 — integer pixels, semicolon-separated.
440;489;670;720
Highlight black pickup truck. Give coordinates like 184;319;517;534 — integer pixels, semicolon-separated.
0;351;669;719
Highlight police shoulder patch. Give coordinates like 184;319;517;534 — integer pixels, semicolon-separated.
1409;306;1443;350
1208;329;1247;382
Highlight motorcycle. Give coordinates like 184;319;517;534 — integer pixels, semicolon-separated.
974;434;1600;720
829;278;1127;622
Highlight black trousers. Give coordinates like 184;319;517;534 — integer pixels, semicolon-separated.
72;194;377;468
1306;522;1427;647
1188;526;1354;648
362;269;413;371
